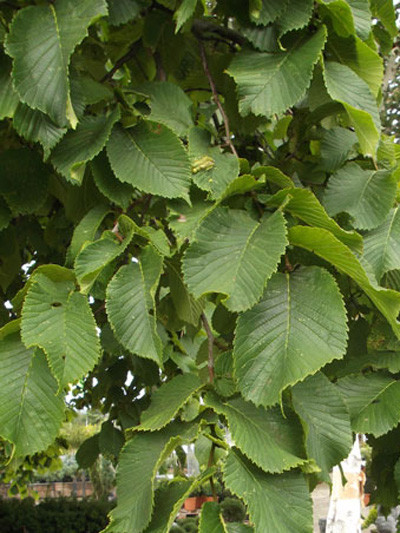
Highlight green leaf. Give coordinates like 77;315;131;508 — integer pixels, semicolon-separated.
323;61;380;156
51;109;120;183
234;267;348;407
107;122;191;201
174;0;197;32
318;127;357;172
136;82;193;137
76;434;100;468
252;166;294;188
188;128;240;199
168;193;213;245
250;0;289;25
0;148;50;215
144;480;192;533
337;373;400;436
292;372;353;477
0;53;19;119
107;0;148;26
167;258;204;326
74;214;135;293
346;0;371;40
21;273;101;388
323;163;397;230
5;0;108;127
267;187;363;252
140;373;203;431
199;502;227;533
183;208;287;312
106;245;164;365
364;208;400;282
227;26;327;117
99;420;125;457
275;0;314;36
319;0;355;38
370;0;397;37
223;449;313;533
0;326;64;456
288;226;400;338
91;151;134;209
106;421;199;533
13;104;67;159
66;204;110;266
205;393;305;473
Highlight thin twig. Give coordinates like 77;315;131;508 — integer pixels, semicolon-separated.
201;313;215;384
192;19;246;46
198;42;238;158
101;45;137;82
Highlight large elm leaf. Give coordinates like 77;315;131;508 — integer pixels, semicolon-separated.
275;0;314;36
205;393;305;473
347;0;371;40
323;61;380;156
140;373;203;431
363;208;400;282
318;127;357;171
74;214;135;293
13;104;67;159
136;82;193;137
199;502;227;533
323;162;396;230
106;245;164;365
234;267;348;407
91;152;134;209
250;0;289;25
288;226;400;338
319;0;355;38
0;324;64;456
0;54;19;119
106;421;199;533
267;187;362;252
5;0;108;127
107;122;191;201
183;208;287;312
107;0;148;25
51;109;119;183
337;373;400;436
21;273;101;387
223;449;313;533
227;26;326;117
292;372;353;478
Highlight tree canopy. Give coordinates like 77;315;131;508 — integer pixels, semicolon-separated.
0;0;400;531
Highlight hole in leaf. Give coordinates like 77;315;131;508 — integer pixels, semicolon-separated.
51;302;62;307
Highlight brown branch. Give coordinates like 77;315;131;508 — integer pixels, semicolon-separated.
198;42;238;158
201;313;215;384
101;45;137;82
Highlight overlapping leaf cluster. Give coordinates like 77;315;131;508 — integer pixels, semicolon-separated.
0;0;400;530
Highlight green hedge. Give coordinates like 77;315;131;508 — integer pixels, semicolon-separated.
0;497;114;532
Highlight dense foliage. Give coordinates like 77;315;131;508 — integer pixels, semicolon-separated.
1;0;400;531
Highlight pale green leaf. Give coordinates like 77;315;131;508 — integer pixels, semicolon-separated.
174;0;197;32
91;151;134;209
140;373;203;431
250;0;289;25
51;109;120;183
364;208;400;282
346;0;371;40
5;0;108;127
323;61;380;156
221;174;265;200
0;148;50;215
107;122;191;201
74;214;135;293
292;372;353;477
189;128;240;199
337;373;400;436
288;226;400;338
323;162;396;230
205;393;305;473
106;245;164;365
267;187;363;252
183;208;287;312
223;449;313;533
199;502;227;533
0;327;64;456
234;267;348;407
13;104;67;159
319;0;355;38
252;166;294;188
228;26;327;117
136;82;193;136
106;421;199;533
66;204;110;266
107;0;148;25
21;273;101;387
0;53;19;119
319;127;357;171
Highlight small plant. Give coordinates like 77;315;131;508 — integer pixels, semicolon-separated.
363;506;378;529
221;497;246;523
